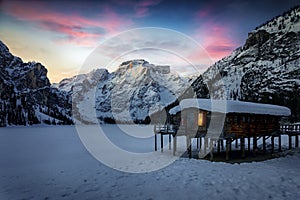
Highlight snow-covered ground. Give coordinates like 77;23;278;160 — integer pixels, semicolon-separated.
0;125;300;200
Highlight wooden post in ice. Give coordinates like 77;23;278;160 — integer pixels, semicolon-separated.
161;133;163;152
226;139;230;161
173;136;177;156
210;139;214;161
296;135;299;148
241;137;245;158
217;140;221;154
204;138;208;155
221;139;224;150
155;133;157;151
235;138;238;148
169;134;171;150
288;134;292;149
263;136;266;153
278;135;282;152
186;136;192;158
199;137;202;149
271;136;274;154
253;136;257;156
248;137;251;153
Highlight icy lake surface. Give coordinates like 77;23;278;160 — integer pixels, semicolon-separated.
0;125;300;200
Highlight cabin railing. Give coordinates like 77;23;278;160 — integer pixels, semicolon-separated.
280;124;300;134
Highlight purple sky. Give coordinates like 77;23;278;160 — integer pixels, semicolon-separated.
0;0;299;82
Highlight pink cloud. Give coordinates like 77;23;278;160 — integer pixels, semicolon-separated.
193;22;237;61
134;0;162;17
193;7;238;61
2;1;133;47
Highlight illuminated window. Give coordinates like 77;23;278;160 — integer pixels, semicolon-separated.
198;111;205;126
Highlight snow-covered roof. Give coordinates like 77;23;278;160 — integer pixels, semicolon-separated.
169;99;291;116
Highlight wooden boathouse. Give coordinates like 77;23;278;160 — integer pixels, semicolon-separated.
154;98;294;160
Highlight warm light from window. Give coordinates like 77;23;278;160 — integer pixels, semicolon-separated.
198;112;204;126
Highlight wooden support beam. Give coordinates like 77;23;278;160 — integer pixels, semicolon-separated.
204;138;208;155
248;137;251;153
226;139;230;161
199;137;202;149
241;137;245;158
253;136;257;157
154;133;157;151
221;139;224;150
296;135;299;148
161;134;163;152
173;136;177;156
235;138;238;148
197;138;199;149
263;136;266;153
289;135;292;150
210;139;214;161
186;136;192;158
189;136;192;159
169;134;171;150
278;135;282;152
271;136;274;154
217;140;221;154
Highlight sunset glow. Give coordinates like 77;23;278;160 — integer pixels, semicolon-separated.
0;0;298;82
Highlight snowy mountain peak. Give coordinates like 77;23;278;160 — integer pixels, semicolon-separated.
254;6;300;34
67;60;192;124
117;59;171;75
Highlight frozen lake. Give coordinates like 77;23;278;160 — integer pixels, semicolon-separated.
0;125;300;200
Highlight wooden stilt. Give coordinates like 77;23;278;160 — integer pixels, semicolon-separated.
296;135;299;148
248;137;251;153
197;138;199;149
217;140;221;154
173;136;177;156
241;137;245;158
189;136;192;158
204;138;208;155
278;135;282;152
226;139;230;161
235;138;238;148
155;133;157;151
199;137;202;149
169;134;171;150
263;136;266;153
210;139;214;161
289;135;292;149
271;136;274;154
161;134;163;152
253;136;257;156
221;139;224;150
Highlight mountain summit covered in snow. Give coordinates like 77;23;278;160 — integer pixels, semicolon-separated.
190;6;300;121
62;59;192;124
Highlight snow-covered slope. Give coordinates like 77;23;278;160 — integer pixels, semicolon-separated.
66;59;191;124
191;6;300;121
0;40;72;126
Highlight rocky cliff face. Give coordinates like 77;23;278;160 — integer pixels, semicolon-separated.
191;6;300;121
0;41;72;126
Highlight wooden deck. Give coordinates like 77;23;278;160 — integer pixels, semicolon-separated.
154;124;300;161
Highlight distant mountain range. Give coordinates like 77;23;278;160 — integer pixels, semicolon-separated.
54;59;193;124
0;6;299;126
